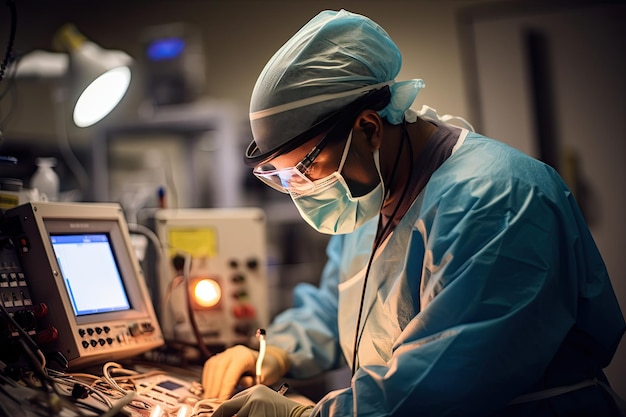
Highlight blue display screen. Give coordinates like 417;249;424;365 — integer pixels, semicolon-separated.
50;233;131;316
147;38;185;60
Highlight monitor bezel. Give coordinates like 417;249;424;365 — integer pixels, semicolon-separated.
43;218;150;326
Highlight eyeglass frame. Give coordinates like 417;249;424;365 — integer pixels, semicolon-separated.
252;116;354;193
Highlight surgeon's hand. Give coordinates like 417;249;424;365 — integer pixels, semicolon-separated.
212;384;313;417
201;344;290;400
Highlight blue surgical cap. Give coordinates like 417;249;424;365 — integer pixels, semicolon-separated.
249;9;425;155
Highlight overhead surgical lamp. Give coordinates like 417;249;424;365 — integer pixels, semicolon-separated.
17;24;132;128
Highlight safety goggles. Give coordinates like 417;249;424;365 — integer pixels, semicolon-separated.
253;119;350;193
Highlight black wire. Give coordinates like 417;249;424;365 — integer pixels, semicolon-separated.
0;375;22;413
0;0;17;83
0;240;57;387
0;51;20;99
0;395;13;417
350;121;414;376
0;286;42;355
0;63;18;129
0;302;56;394
0;254;79;414
182;254;214;360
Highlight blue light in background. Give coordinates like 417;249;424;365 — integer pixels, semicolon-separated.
147;38;185;60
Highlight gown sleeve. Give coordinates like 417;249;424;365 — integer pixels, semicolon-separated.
266;234;345;378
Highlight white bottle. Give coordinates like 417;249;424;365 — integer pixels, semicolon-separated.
31;157;60;202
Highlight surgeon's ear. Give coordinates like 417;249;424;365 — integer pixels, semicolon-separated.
354;110;384;151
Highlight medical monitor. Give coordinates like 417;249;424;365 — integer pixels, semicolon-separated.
5;202;163;369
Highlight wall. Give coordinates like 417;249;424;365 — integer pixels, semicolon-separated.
461;1;626;398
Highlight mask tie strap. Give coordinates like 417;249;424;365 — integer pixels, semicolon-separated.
337;131;353;173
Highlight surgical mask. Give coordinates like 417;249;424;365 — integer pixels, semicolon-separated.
290;132;385;234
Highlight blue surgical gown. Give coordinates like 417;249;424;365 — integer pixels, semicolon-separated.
266;131;625;416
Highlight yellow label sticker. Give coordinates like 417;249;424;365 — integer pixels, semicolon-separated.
0;193;20;209
168;228;217;258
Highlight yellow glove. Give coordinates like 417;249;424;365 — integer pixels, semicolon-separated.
201;344;290;401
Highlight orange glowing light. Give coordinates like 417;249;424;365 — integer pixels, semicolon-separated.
192;278;221;308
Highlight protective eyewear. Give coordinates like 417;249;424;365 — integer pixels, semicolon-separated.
253;121;348;193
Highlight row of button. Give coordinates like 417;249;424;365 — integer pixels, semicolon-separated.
2;291;32;307
78;326;111;337
81;337;115;349
78;321;157;351
0;272;26;288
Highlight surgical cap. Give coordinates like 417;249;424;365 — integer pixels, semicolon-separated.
246;9;425;163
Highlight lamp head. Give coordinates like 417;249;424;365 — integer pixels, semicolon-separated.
54;24;132;128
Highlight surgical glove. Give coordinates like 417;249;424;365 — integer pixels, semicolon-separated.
212;384;313;417
201;344;290;400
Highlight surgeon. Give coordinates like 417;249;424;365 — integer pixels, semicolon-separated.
203;9;626;417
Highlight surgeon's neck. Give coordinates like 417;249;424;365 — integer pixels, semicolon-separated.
378;118;436;237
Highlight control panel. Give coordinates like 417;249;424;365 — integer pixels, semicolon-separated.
0;235;45;368
155;208;268;348
73;320;160;356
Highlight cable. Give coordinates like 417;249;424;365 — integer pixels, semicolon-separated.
48;370;114;408
99;391;135;417
129;223;216;360
102;362;131;395
129;222;213;359
0;373;23;408
0;1;18;141
163;153;179;210
0;58;19;130
0;397;11;417
0;51;19;100
52;86;90;199
350;121;414;376
0;300;49;379
0;240;51;365
128;223;163;255
162;273;185;310
128;222;168;319
0;0;16;84
182;252;213;359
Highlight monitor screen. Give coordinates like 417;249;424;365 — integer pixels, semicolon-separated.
41;216;151;327
50;233;132;317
